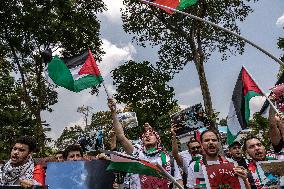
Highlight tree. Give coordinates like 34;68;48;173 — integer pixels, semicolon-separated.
121;0;258;127
112;60;178;144
0;57;39;159
55;125;84;150
77;105;93;128
249;112;270;149
0;0;106;151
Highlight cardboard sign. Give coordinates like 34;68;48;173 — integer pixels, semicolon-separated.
171;103;209;136
46;160;115;189
117;112;138;129
202;162;245;189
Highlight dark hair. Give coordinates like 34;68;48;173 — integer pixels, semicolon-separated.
242;135;261;151
187;137;200;146
55;151;64;155
63;145;83;159
14;136;37;152
200;129;220;142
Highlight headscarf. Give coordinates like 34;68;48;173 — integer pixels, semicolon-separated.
140;129;162;156
0;157;34;186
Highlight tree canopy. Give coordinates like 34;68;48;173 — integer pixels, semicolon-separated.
121;0;258;123
0;0;106;153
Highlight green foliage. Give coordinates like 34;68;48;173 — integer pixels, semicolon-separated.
121;0;258;118
0;0;106;155
0;58;38;159
112;60;179;148
249;112;270;149
55;125;84;151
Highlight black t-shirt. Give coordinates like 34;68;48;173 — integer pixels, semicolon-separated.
272;138;284;153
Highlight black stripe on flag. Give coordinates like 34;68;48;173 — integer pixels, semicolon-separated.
63;51;89;69
232;70;247;129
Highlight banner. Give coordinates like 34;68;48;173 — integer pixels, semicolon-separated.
46;160;115;189
171;103;209;136
202;162;245;189
117;112;138;129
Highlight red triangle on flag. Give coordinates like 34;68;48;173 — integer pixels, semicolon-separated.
78;50;101;77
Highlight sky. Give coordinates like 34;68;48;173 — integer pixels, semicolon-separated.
42;0;284;140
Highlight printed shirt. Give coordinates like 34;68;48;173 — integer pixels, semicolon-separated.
128;145;182;189
186;156;228;188
247;154;278;189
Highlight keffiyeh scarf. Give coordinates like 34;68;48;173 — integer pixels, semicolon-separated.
0;157;34;186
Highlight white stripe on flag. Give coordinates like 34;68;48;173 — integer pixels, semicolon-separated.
227;101;242;136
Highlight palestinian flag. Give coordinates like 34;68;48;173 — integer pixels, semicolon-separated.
106;152;166;178
227;67;263;145
45;50;103;92
149;0;198;14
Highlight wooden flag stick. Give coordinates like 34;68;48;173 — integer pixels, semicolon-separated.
242;66;280;114
102;81;112;99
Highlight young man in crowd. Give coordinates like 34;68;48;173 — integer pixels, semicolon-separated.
55;151;64;162
63;145;83;161
228;141;247;166
108;98;183;189
187;130;251;189
0;136;38;188
171;124;203;188
243;136;278;188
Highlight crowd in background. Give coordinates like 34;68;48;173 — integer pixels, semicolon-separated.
0;98;283;189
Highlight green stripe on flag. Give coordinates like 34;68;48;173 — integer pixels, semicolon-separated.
107;162;165;178
74;75;103;92
48;56;75;91
177;0;198;10
227;127;238;145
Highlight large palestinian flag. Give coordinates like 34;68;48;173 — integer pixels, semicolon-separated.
149;0;198;14
227;67;262;144
106;151;166;178
46;50;103;92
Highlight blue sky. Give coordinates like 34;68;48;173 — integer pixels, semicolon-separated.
42;0;284;140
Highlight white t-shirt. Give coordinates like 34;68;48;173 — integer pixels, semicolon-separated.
128;145;182;189
187;159;224;188
179;150;192;174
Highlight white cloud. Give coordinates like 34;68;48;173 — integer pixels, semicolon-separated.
66;117;85;128
276;13;284;27
178;104;189;110
178;87;201;97
99;38;136;77
100;0;124;22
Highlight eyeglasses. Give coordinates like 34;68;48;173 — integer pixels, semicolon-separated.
191;146;201;150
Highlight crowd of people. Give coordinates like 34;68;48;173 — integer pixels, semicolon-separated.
0;98;283;189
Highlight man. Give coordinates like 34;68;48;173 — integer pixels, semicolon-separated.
243;136;278;188
269;108;284;155
187;130;251;189
0;136;37;188
63;145;83;161
228;141;247;166
171;124;202;188
55;151;64;162
108;98;182;189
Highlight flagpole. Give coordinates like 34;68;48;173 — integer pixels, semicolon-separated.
156;164;184;189
102;81;112;99
140;0;284;67
242;66;280;114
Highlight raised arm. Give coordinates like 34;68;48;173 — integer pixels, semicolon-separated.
268;107;282;146
171;124;184;168
108;98;134;155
